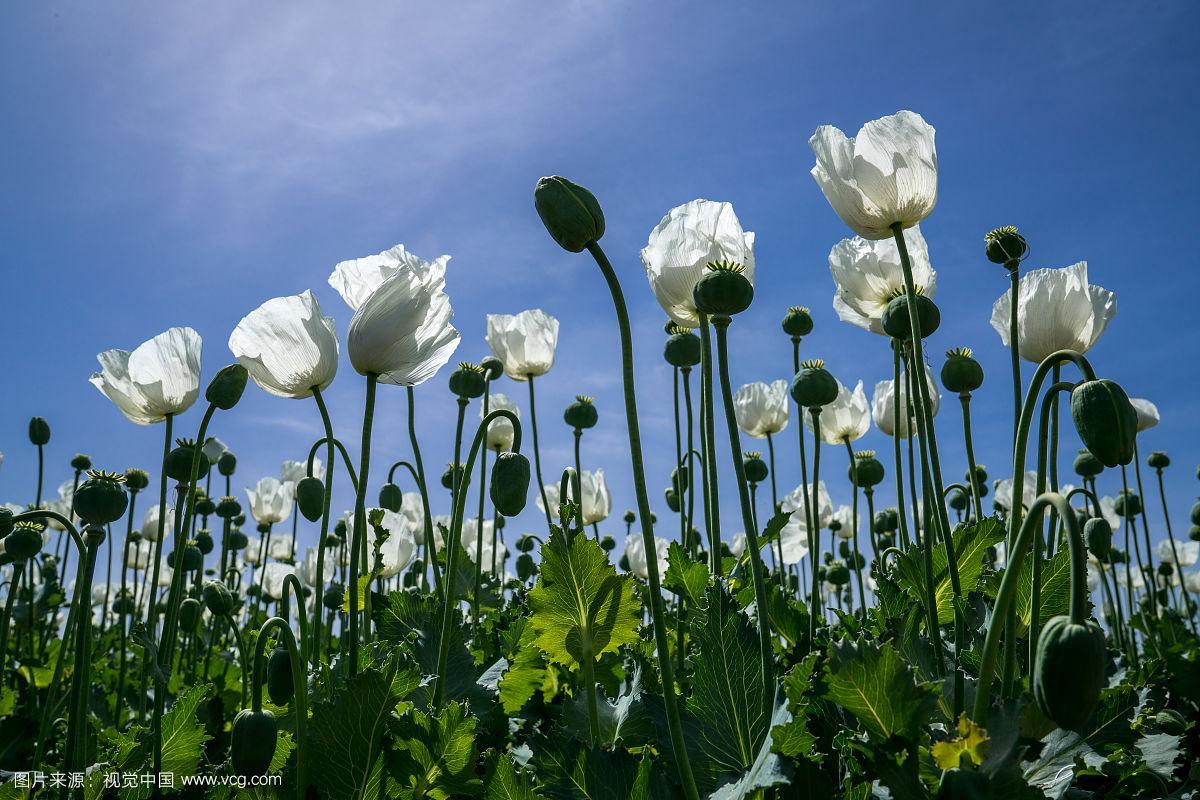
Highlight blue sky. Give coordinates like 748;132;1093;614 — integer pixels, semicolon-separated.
2;2;1198;570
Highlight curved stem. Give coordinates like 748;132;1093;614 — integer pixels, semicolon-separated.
958;393;985;522
406;386;444;600
309;387;340;665
713;318;775;716
1029;380;1075;668
584;241;700;800
252;617;307;797
526;375;553;532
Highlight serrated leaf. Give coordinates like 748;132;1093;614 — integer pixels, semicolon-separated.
499;624;548;715
820;638;938;745
307;662;404;800
1023;686;1139;799
710;697;793;799
483;750;544;800
931;714;989;769
1011;544;1076;636
663;541;709;604
894;518;1004;625
685;584;771;791
531;738;647;800
528;530;641;670
160;682;212;779
562;664;654;747
389;700;482;799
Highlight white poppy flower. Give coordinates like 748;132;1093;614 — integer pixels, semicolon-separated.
1184;571;1200;593
804;380;870;445
1129;398;1160;433
871;362;940;439
536;469;612;526
781;481;834;529
243;537;261;565
228;290;338;399
201;437;228;463
1114;567;1146;590
351;508;417;579
127;539;154;570
1086;564;1101;593
809;110;938;240
328;243;450;312
829;228;936;335
345;267;460;387
640;199;756;329
1157;540;1198;567
994;472;1038;513
460;518;505;575
245;477;293;526
486;309;559;380
90;327;203;425
830;505;861;539
990;262;1116;364
733;380;789;438
141;503;175;543
261;562;296;600
399;492;425;539
280;458;323;486
730;532;748;558
297;547;320;587
778;517;812;566
268;536;294;563
624;534;669;580
430;515;453;551
482;394;520;452
156;566;174;588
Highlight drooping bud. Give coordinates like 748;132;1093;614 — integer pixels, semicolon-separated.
533;175;605;253
206;364;249;410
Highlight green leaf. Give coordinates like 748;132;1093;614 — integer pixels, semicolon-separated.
388;700;482;799
531;738;649;800
528;530;641;670
772;655;819;760
895;517;1004;624
685;584;771;791
819;638;938;745
307;661;404;800
499;624;548;715
1011;544;1076;635
159;682;212;779
663;541;709;604
710;698;793;799
1023;686;1139;799
562;665;654;747
483;750;544;800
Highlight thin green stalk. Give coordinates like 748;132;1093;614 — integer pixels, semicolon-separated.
526;374;553;532
713;317;775;717
1007;266;1022;444
1130;442;1160;616
473;387;492;632
1154;464;1196;632
252;617;307;798
681;368;705;562
406;386;444;599
808;409;824;640
843;441;866;614
698;319;722;572
347;374;379;675
309;387;339;664
584;241;700;800
890;342;912;551
958;392;985;522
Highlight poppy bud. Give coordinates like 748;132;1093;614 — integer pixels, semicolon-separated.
1085;518;1112;560
480;356;504;382
230;708;277;777
449;362;487;399
693;262;754;317
124;468;150;492
202;580;235;616
827;562;850;585
534;175;605;253
1191;500;1200;526
168;544;203;571
377;482;402;514
623;510;636;525
179;598;202;631
564;395;598;430
194;530;214;555
1073;450;1103;479
323;583;344;611
1113;491;1142;518
517;552;537;580
664;330;702;369
600;535;615;552
672;466;690;494
28;417;50;446
1071;379;1137;468
881;292;940;340
941;347;984;394
218;452;238;477
743;452;768;484
441;464;464;490
266;647;294;705
1147;451;1170;470
664;488;680;513
790;359;839;408
984;225;1028;267
70;453;92;472
781;306;813;338
517;534;536;553
948;488;968;512
228;529;249;550
206;364;249;410
490;452;531;517
73;471;129;525
1189;525;1200;542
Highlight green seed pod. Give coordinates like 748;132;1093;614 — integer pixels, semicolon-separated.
266;646;294;705
517;535;536;553
1084;518;1112;560
881;293;940;340
743;452;768;484
228;530;249;551
4;523;45;561
480;356;504;382
1158;562;1174;577
490;452;531;517
663;331;702;368
230;708;278;777
1147;451;1170;470
495;515;506;530
790;359;839;408
70;453;93;472
323;583;344;611
564;395;598;429
851;451;885;488
826;562;850;586
28;417;51;446
377;482;403;514
600;535;615;552
1190;500;1200;526
123;468;150;492
984;225;1028;266
441;464;464;490
168;544;203;571
194;530;214;555
202;580;235;616
448;362;486;399
948;488;968;512
296;477;324;522
517;552;537;581
178;598;202;631
112;592;136;615
1073;449;1104;479
1033;615;1106;730
534;175;605;253
781;306;813;338
693;262;754;317
618;554;630;572
664;487;681;513
206;364;249;410
1155;709;1188;735
672;465;690;494
623;510;636;525
871;512;891;535
165;439;210;483
195;496;216;517
73;471;129;525
1071;379;1137;468
1113;491;1142;518
218;452;238;477
941;347;984;393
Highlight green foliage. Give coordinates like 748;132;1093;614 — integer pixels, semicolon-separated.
388;700;483;799
819;638;939;745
